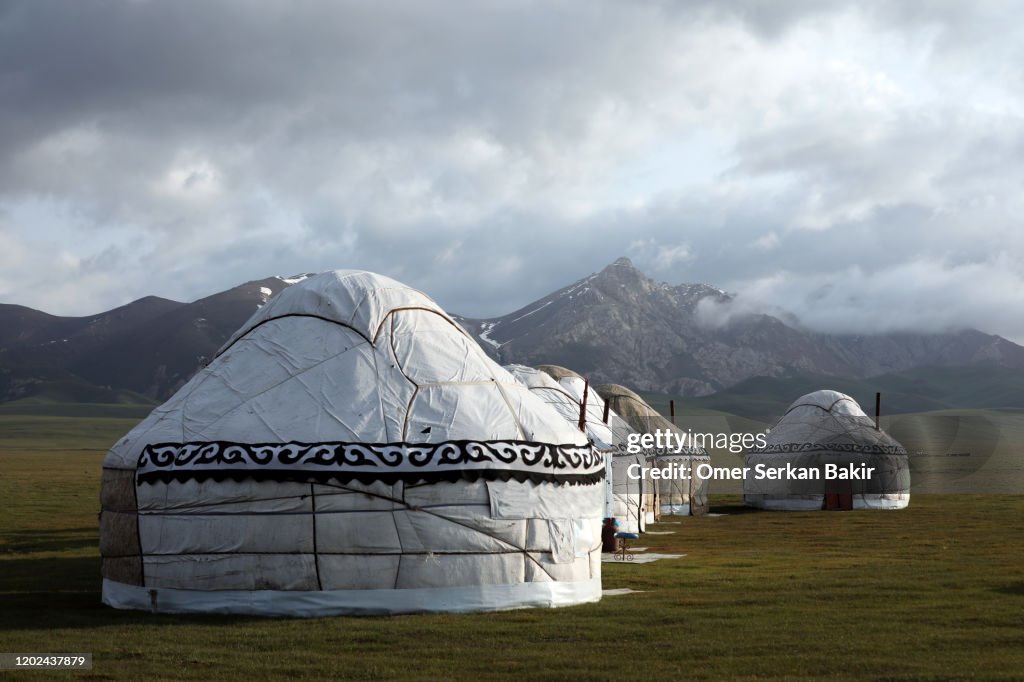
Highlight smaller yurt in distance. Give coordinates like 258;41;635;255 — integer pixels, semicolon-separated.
506;365;651;533
744;390;910;511
541;368;658;527
535;364;583;382
597;384;710;516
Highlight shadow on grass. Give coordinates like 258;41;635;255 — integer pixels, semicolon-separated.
0;556;305;631
706;503;760;515
993;582;1024;596
0;555;104;626
1;528;98;553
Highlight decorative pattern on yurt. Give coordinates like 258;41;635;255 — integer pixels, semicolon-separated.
99;271;605;616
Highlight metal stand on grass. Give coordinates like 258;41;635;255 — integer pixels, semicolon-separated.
615;532;639;561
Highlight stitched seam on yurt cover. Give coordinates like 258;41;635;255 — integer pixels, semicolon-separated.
216;313;374;359
371;306;470;347
310;483;323;591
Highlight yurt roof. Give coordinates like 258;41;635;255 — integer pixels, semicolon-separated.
595;383;677;431
596;384;708;455
504;365;642;455
782;389;863;417
103;271;600;486
757;389;906;454
536;364;584;381
503;364;612;447
219;270;443;354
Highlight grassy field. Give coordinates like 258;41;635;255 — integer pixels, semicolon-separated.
1;411;1023;679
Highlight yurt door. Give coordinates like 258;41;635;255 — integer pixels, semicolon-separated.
824;480;853;510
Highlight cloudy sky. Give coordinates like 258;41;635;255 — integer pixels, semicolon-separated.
2;1;1023;341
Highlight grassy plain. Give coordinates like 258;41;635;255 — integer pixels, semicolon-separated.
1;407;1022;680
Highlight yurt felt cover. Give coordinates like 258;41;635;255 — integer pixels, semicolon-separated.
100;271;605;616
535;364;583;382
504;365;649;533
548;373;652;531
596;384;710;516
744;390;910;510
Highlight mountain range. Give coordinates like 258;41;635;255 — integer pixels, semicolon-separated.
455;258;1024;395
2;259;1023;410
0;276;303;404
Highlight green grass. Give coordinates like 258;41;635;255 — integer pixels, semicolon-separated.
1;413;1023;679
0;378;158;409
0;399;156;419
0;414;143;452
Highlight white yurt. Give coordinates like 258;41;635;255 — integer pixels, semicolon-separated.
596;384;710;517
504;365;650;533
542;368;656;529
744;390;910;511
99;271;605;616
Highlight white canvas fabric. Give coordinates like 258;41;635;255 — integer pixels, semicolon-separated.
595;384;710;516
551;374;652;532
503;365;650;533
744;390;911;511
100;270;605;616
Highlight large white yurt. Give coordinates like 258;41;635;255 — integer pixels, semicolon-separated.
99;271;605;616
504;365;650;533
744;390;910;511
596;384;710;517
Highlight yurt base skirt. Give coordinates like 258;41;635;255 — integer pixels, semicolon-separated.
102;578;603;616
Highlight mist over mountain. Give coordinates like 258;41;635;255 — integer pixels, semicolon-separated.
2;260;1022;405
455;258;1024;396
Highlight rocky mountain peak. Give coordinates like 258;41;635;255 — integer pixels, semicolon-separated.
597;257;643;279
590;256;660;298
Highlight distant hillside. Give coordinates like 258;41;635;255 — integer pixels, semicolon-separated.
0;276;306;403
654;365;1024;419
1;375;157;407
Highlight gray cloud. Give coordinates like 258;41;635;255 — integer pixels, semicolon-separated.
1;1;1022;343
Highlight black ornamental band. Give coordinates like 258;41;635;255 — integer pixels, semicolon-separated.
749;442;908;455
136;440;605;486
